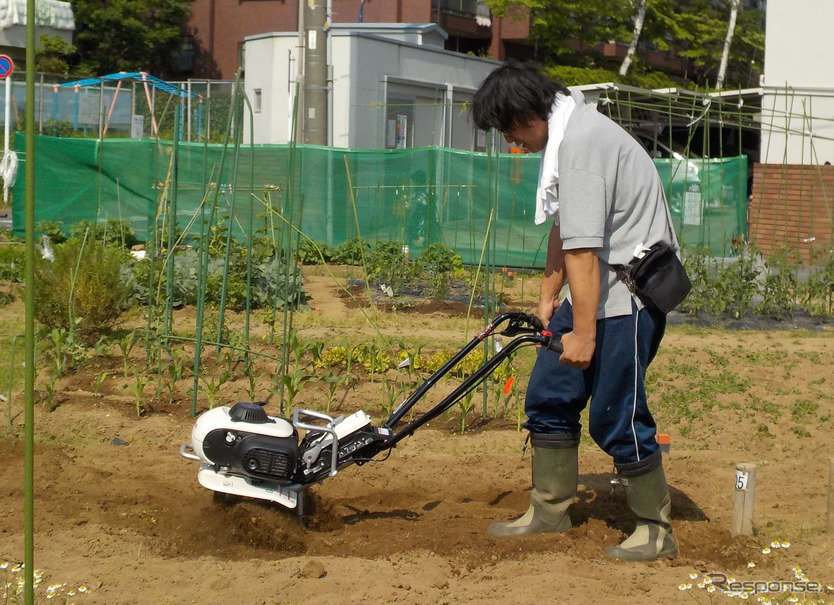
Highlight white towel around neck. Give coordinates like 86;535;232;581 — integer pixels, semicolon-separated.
535;93;576;225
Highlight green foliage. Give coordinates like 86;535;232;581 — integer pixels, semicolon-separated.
414;243;464;300
678;244;764;318
70;0;193;77
34;238;130;337
483;0;764;89
332;237;370;266
802;248;834;317
127;245;304;311
755;247;800;319
296;239;333;265
0;244;25;282
69;219;138;249
35;34;77;75
367;241;412;294
36;220;67;245
676;0;765;87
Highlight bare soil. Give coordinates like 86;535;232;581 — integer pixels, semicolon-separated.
2;274;834;604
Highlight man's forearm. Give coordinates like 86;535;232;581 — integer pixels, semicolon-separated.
564;249;599;339
540;223;565;299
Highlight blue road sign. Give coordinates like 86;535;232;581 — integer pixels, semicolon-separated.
0;55;13;79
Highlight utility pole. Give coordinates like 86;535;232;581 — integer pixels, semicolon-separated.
303;0;328;145
295;0;305;141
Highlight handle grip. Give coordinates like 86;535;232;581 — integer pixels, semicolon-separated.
545;335;563;354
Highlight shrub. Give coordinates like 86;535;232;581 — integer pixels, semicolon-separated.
332;237;370;266
69;219;138;249
36;220;67;245
296;239;333;265
0;244;25;282
35;238;130;337
367;240;412;294
415;243;463;299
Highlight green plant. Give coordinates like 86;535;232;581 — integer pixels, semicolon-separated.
93;370;108;397
242;362;263;401
34;238;130;338
332;236;370;266
296;239;333;265
414;243;463;299
800;248;834;317
127;370;150;417
68;219;138;249
165;346;188;404
320;371;347;414
457;390;477;434
367;241;411;295
379;377;410;422
713;244;761;318
0;244;25;282
198;368;232;409
755;246;800;319
35;220;67;244
286;328;323;370
116;331;140;378
281;368;317;410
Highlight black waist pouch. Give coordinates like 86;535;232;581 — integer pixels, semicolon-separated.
616;242;691;314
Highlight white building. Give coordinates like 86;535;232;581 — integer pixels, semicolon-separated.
243;23;499;149
0;0;75;68
761;0;834;164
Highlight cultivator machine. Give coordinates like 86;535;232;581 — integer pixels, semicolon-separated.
180;312;562;514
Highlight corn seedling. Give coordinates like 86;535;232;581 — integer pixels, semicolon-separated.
198;368;232;409
320;372;347;414
515;389;526;432
127;370;150;417
93;370;108;397
380;377;411;422
282;368;317;410
117;331;140;378
244;361;264;401
93;335;113;357
42;370;60;411
457;390;477;434
286;327;323;370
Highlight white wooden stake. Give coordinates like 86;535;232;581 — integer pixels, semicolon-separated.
732;463;756;536
825;458;834;534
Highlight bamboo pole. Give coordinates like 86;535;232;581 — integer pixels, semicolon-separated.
23;0;37;601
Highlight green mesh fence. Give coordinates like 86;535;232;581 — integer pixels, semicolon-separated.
12;134;748;266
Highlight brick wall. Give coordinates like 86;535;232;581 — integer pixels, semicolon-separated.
749;163;834;262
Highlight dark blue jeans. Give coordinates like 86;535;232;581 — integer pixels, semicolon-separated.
524;299;666;468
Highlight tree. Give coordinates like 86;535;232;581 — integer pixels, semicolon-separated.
619;0;648;77
676;0;763;88
69;0;194;77
35;35;77;76
715;0;741;90
481;0;764;89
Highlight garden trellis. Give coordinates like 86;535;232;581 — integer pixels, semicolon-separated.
58;71;203;140
12;76;754;419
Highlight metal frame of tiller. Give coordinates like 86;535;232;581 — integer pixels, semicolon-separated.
185;312;563;517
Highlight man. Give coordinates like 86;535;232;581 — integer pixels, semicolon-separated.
472;60;679;562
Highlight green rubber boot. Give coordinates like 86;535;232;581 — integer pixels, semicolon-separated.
488;433;578;537
605;462;678;562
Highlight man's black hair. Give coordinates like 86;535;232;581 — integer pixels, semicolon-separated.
471;60;570;132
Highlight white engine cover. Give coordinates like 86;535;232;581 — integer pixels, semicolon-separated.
190;406;295;462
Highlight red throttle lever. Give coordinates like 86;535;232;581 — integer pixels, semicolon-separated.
540;329;564;354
